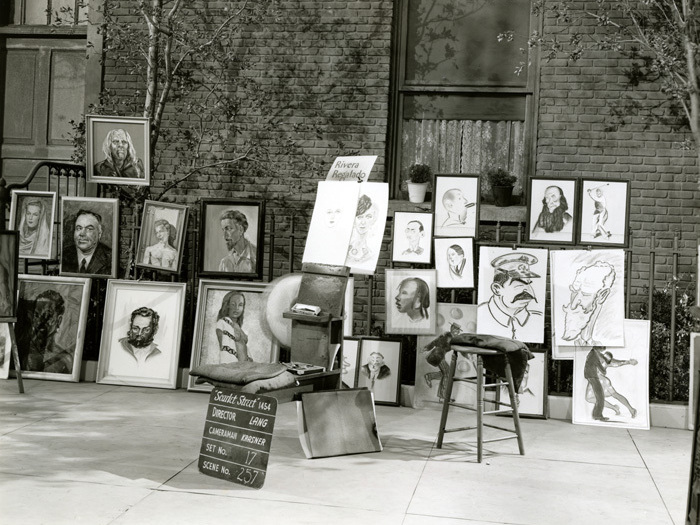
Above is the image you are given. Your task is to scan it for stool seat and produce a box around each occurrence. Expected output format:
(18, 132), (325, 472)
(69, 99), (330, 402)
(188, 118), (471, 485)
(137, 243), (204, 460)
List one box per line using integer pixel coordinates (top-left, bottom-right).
(450, 345), (502, 356)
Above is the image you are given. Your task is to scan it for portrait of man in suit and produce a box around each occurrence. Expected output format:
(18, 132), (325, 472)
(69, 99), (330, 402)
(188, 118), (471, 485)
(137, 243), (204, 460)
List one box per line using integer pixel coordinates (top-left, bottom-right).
(61, 209), (113, 277)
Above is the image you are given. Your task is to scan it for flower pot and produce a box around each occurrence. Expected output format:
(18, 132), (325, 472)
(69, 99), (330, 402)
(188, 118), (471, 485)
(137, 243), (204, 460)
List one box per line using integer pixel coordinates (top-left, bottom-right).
(492, 185), (513, 207)
(407, 182), (429, 203)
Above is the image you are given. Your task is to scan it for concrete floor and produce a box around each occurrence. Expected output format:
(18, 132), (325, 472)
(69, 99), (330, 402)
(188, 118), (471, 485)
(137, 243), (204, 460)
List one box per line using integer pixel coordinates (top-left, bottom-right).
(0, 379), (692, 525)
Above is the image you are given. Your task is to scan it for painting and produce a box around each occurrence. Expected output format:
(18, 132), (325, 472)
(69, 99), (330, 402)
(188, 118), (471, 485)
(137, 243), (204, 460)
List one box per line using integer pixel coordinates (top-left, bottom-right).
(9, 190), (57, 260)
(86, 115), (150, 186)
(344, 182), (389, 275)
(14, 275), (91, 382)
(385, 269), (437, 335)
(0, 231), (19, 321)
(0, 323), (10, 379)
(578, 179), (630, 247)
(341, 336), (360, 388)
(434, 237), (474, 289)
(60, 197), (119, 278)
(199, 199), (265, 279)
(391, 211), (433, 265)
(432, 174), (480, 238)
(96, 280), (186, 389)
(499, 350), (547, 418)
(415, 303), (478, 409)
(689, 333), (700, 430)
(527, 177), (577, 244)
(476, 246), (549, 344)
(188, 280), (278, 392)
(136, 200), (189, 273)
(551, 249), (625, 347)
(356, 337), (402, 405)
(572, 319), (650, 429)
(302, 180), (359, 266)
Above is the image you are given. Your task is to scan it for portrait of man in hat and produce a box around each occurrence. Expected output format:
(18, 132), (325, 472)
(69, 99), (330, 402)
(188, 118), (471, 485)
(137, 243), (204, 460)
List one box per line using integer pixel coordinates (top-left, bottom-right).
(477, 248), (548, 343)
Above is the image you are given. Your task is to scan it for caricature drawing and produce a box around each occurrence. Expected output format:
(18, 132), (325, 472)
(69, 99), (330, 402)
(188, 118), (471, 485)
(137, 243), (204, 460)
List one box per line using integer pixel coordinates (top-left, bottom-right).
(346, 194), (378, 264)
(441, 188), (476, 228)
(532, 185), (572, 234)
(584, 346), (637, 421)
(402, 220), (425, 256)
(562, 261), (615, 346)
(344, 182), (388, 275)
(588, 183), (611, 239)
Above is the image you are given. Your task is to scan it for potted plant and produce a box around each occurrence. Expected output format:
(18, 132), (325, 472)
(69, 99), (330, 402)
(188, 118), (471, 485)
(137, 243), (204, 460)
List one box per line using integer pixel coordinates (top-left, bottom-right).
(486, 167), (517, 207)
(404, 163), (432, 203)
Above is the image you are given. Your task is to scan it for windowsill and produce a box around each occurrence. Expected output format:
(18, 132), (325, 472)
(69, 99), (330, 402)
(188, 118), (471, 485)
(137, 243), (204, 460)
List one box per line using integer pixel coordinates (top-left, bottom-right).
(388, 199), (527, 223)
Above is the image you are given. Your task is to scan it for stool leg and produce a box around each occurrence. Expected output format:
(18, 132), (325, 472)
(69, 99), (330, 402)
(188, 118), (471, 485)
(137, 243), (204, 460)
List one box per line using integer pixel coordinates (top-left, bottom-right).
(436, 351), (458, 449)
(476, 355), (484, 463)
(504, 358), (525, 456)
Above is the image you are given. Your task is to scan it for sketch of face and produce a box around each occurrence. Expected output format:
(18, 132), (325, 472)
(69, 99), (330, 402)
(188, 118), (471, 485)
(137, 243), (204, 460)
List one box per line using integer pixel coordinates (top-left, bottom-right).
(109, 130), (129, 162)
(128, 315), (155, 348)
(325, 207), (343, 228)
(447, 247), (464, 270)
(544, 186), (562, 212)
(368, 352), (385, 369)
(562, 265), (613, 341)
(31, 296), (62, 347)
(493, 278), (536, 310)
(74, 213), (102, 254)
(221, 219), (243, 251)
(355, 206), (377, 235)
(444, 190), (470, 219)
(25, 204), (42, 230)
(395, 279), (419, 314)
(226, 294), (245, 321)
(155, 224), (168, 243)
(405, 221), (423, 244)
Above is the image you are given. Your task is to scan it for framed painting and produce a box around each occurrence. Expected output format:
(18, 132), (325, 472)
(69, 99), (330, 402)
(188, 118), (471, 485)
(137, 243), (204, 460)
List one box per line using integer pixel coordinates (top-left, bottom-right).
(136, 200), (189, 273)
(356, 337), (402, 406)
(0, 323), (10, 379)
(572, 319), (650, 429)
(96, 280), (186, 389)
(341, 336), (360, 388)
(578, 179), (630, 247)
(187, 280), (278, 392)
(499, 350), (548, 418)
(86, 115), (150, 186)
(526, 177), (578, 245)
(60, 197), (119, 278)
(476, 246), (548, 344)
(344, 182), (389, 275)
(385, 269), (437, 335)
(690, 333), (700, 430)
(0, 231), (19, 322)
(199, 198), (265, 279)
(391, 211), (433, 264)
(432, 174), (480, 238)
(9, 190), (57, 260)
(14, 275), (91, 382)
(434, 237), (474, 289)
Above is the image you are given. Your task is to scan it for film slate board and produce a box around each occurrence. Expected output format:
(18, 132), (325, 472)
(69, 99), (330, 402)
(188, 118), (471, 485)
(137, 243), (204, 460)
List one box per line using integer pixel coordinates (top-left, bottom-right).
(198, 387), (277, 489)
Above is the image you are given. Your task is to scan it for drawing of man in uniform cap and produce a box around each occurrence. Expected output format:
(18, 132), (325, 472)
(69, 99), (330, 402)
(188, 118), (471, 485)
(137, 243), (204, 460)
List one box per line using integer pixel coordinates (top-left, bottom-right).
(478, 252), (542, 340)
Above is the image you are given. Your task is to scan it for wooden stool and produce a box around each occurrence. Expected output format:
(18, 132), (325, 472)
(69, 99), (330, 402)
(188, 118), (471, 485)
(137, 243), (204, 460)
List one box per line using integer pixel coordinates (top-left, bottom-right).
(436, 345), (525, 462)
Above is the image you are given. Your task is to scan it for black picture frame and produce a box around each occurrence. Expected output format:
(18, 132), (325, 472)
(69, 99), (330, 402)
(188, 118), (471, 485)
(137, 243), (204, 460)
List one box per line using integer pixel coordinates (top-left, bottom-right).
(0, 231), (19, 322)
(391, 211), (433, 264)
(135, 200), (190, 274)
(432, 174), (480, 239)
(199, 199), (265, 280)
(356, 336), (402, 406)
(526, 177), (578, 245)
(577, 179), (631, 247)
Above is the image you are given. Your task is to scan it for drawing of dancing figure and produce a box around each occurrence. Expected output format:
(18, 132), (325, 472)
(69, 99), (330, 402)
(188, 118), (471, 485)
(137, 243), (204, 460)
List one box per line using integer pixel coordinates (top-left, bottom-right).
(585, 346), (637, 421)
(588, 183), (611, 239)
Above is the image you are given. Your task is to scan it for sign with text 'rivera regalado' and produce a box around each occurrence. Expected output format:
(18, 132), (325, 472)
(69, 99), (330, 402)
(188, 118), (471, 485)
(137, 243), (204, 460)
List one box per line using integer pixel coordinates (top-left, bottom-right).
(198, 387), (277, 489)
(326, 155), (377, 183)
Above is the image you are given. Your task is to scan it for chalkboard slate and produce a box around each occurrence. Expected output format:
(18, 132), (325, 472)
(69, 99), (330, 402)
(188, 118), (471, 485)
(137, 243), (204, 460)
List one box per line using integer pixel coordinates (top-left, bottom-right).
(198, 387), (277, 489)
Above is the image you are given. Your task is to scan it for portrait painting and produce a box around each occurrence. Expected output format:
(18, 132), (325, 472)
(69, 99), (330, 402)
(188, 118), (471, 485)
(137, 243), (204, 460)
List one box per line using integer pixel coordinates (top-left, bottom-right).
(578, 179), (630, 247)
(572, 319), (650, 429)
(9, 190), (57, 260)
(499, 350), (547, 418)
(199, 199), (265, 279)
(689, 333), (700, 430)
(0, 323), (12, 380)
(303, 180), (359, 266)
(385, 269), (437, 335)
(391, 211), (433, 265)
(60, 197), (119, 279)
(551, 249), (625, 347)
(14, 275), (91, 382)
(86, 115), (150, 186)
(432, 174), (480, 238)
(96, 280), (186, 389)
(344, 182), (389, 275)
(356, 337), (402, 405)
(136, 200), (189, 273)
(476, 246), (549, 344)
(341, 336), (360, 388)
(434, 237), (474, 289)
(188, 280), (277, 392)
(415, 303), (478, 409)
(0, 231), (19, 321)
(527, 177), (578, 244)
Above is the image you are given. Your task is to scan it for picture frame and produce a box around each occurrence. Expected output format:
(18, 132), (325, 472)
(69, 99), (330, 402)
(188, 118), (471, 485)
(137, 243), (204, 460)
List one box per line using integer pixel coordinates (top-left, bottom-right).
(135, 200), (189, 273)
(689, 332), (700, 430)
(499, 350), (548, 418)
(8, 190), (58, 260)
(14, 274), (91, 382)
(0, 231), (19, 322)
(199, 198), (265, 280)
(96, 280), (186, 389)
(341, 336), (360, 388)
(434, 237), (474, 289)
(0, 323), (11, 380)
(344, 277), (354, 337)
(385, 269), (437, 335)
(187, 280), (279, 392)
(60, 197), (119, 279)
(526, 177), (578, 245)
(86, 115), (150, 186)
(391, 211), (434, 264)
(578, 179), (630, 247)
(356, 337), (402, 406)
(432, 174), (480, 238)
